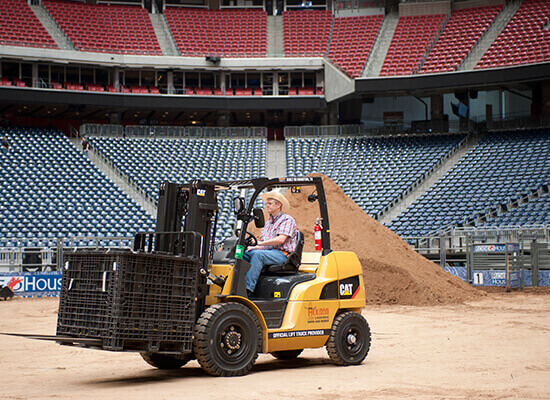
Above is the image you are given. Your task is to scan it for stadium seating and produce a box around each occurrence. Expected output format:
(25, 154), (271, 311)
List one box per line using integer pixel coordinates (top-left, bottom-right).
(380, 14), (447, 76)
(476, 0), (550, 69)
(420, 5), (502, 74)
(388, 129), (550, 237)
(88, 137), (267, 241)
(43, 0), (162, 55)
(283, 10), (332, 56)
(165, 7), (267, 58)
(478, 193), (550, 227)
(328, 14), (383, 78)
(0, 128), (155, 247)
(286, 134), (465, 218)
(0, 0), (57, 49)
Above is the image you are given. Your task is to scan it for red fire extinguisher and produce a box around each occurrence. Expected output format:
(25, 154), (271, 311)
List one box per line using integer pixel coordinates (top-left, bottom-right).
(315, 217), (323, 251)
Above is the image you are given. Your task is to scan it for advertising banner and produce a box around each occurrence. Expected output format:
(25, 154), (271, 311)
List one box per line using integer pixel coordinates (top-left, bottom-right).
(0, 272), (62, 298)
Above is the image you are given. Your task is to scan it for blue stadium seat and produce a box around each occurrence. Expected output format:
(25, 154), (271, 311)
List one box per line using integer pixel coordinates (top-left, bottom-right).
(88, 136), (267, 242)
(0, 127), (155, 247)
(388, 129), (550, 236)
(286, 134), (466, 218)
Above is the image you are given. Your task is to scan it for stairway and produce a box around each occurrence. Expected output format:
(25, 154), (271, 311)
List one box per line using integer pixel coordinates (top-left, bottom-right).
(379, 133), (485, 225)
(30, 4), (75, 50)
(458, 0), (523, 71)
(149, 13), (180, 56)
(266, 140), (287, 178)
(362, 12), (399, 77)
(267, 15), (284, 56)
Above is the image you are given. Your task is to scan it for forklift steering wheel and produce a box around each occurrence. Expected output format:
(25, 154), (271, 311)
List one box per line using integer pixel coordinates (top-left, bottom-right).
(245, 231), (258, 247)
(235, 229), (258, 247)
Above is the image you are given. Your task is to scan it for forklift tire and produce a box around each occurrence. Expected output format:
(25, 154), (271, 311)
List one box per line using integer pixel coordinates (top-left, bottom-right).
(326, 311), (371, 366)
(193, 302), (262, 377)
(140, 352), (194, 369)
(270, 350), (303, 360)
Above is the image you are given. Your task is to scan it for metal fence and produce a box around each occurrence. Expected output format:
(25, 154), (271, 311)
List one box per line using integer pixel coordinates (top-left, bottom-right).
(81, 124), (267, 138)
(0, 236), (133, 273)
(405, 225), (550, 286)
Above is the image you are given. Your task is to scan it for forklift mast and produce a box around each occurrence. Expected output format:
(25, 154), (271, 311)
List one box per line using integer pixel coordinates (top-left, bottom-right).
(154, 181), (219, 277)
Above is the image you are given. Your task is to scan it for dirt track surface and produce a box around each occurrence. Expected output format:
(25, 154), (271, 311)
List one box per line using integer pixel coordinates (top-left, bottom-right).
(1, 293), (549, 400)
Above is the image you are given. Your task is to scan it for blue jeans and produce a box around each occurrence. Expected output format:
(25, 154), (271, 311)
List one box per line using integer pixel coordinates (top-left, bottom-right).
(243, 249), (288, 292)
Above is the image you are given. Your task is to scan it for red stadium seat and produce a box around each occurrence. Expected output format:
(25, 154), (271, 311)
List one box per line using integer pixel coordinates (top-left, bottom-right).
(283, 10), (332, 57)
(420, 5), (502, 74)
(43, 0), (162, 55)
(0, 0), (57, 49)
(380, 14), (447, 77)
(327, 14), (383, 78)
(165, 7), (267, 58)
(476, 0), (550, 69)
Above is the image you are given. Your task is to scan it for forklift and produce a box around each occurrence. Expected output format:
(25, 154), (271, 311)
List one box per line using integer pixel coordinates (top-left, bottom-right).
(55, 176), (371, 376)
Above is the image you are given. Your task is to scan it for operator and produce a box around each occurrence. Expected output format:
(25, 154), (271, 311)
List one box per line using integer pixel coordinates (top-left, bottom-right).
(243, 190), (297, 297)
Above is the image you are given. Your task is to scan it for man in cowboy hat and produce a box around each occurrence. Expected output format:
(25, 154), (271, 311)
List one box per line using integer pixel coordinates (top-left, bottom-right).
(243, 189), (297, 297)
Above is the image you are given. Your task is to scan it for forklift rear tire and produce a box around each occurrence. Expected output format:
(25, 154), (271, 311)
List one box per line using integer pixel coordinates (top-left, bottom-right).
(193, 302), (262, 376)
(270, 349), (303, 360)
(140, 352), (194, 369)
(326, 311), (371, 366)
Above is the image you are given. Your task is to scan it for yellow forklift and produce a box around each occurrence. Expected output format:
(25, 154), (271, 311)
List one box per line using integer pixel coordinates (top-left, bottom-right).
(55, 177), (371, 376)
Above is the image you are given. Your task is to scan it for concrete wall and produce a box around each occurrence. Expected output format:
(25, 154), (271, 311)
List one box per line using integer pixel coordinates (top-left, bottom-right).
(0, 45), (324, 71)
(452, 0), (504, 11)
(323, 60), (355, 103)
(399, 0), (451, 16)
(334, 7), (385, 17)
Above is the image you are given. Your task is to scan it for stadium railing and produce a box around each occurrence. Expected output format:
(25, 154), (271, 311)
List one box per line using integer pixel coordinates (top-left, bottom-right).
(81, 124), (267, 138)
(284, 124), (466, 137)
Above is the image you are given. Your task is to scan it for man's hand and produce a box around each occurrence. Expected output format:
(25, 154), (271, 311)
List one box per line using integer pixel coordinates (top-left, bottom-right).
(246, 245), (263, 252)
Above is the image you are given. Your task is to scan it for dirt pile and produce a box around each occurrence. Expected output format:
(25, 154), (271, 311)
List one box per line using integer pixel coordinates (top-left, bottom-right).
(284, 173), (482, 305)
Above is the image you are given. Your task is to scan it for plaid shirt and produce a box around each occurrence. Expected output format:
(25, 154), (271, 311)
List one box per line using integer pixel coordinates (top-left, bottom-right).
(260, 211), (297, 253)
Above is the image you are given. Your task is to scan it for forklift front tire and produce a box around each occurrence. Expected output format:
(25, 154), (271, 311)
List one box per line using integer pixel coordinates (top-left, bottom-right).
(140, 352), (194, 369)
(326, 311), (371, 366)
(193, 302), (262, 376)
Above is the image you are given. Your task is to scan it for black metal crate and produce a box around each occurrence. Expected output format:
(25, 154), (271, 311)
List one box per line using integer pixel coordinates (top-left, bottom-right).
(57, 249), (200, 354)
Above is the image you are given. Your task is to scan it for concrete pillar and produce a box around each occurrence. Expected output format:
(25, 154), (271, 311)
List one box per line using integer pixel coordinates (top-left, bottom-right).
(32, 63), (39, 88)
(273, 72), (279, 96)
(114, 68), (120, 91)
(217, 111), (230, 127)
(338, 98), (362, 124)
(220, 71), (227, 95)
(167, 70), (174, 94)
(430, 94), (444, 121)
(532, 80), (550, 118)
(328, 102), (338, 125)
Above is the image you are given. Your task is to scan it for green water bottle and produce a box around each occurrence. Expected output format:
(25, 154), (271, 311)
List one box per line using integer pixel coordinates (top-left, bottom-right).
(235, 244), (244, 260)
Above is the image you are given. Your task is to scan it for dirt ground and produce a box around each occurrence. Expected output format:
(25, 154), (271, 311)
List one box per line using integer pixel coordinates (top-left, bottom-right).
(1, 292), (549, 400)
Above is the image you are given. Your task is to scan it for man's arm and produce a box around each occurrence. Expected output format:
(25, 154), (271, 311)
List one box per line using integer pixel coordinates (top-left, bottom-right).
(247, 234), (289, 251)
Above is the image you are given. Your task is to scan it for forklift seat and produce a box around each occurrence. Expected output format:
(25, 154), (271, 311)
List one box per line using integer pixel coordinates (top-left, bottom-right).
(263, 231), (304, 275)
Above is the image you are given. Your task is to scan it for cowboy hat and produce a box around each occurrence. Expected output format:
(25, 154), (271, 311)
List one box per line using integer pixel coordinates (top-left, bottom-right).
(261, 189), (290, 212)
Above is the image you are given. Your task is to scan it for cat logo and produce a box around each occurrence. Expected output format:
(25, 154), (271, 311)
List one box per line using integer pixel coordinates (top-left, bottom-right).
(338, 275), (360, 299)
(340, 283), (354, 296)
(197, 189), (206, 197)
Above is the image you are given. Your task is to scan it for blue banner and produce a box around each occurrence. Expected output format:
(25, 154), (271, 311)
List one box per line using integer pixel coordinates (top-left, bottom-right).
(472, 244), (520, 253)
(0, 272), (62, 298)
(443, 267), (550, 287)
